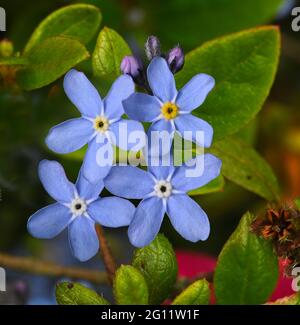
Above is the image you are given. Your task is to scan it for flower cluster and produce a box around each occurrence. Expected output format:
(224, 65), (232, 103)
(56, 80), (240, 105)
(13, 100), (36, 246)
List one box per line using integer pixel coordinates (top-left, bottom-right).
(27, 37), (222, 261)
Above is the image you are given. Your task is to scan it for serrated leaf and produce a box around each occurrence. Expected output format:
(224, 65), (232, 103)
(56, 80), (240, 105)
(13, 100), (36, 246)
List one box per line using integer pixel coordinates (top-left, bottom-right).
(209, 136), (280, 201)
(172, 279), (210, 305)
(24, 4), (102, 53)
(267, 293), (300, 305)
(92, 27), (131, 80)
(132, 234), (178, 304)
(176, 26), (280, 141)
(17, 37), (89, 90)
(146, 0), (283, 48)
(56, 282), (110, 305)
(214, 212), (279, 305)
(188, 174), (225, 196)
(113, 265), (149, 305)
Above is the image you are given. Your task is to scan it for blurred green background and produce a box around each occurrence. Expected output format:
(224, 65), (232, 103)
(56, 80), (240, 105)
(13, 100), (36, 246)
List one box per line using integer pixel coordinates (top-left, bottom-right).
(1, 0), (300, 304)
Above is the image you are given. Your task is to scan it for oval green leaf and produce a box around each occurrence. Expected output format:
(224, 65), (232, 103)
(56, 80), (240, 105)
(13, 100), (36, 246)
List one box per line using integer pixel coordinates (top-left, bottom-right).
(113, 265), (149, 305)
(56, 282), (110, 305)
(214, 212), (279, 305)
(172, 279), (210, 305)
(209, 136), (280, 201)
(24, 4), (102, 53)
(132, 234), (178, 304)
(176, 26), (280, 141)
(92, 27), (131, 80)
(17, 36), (89, 90)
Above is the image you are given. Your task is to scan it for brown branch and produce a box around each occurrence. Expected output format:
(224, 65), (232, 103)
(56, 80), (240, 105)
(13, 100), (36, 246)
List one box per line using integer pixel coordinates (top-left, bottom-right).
(0, 252), (108, 284)
(96, 225), (117, 285)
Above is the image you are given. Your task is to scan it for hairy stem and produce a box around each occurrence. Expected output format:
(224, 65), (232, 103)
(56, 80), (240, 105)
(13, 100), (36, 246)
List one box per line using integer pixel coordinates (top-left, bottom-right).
(0, 252), (108, 284)
(96, 225), (117, 285)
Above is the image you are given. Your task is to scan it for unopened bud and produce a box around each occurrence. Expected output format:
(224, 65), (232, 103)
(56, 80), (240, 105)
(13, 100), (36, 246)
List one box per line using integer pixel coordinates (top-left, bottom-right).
(145, 36), (161, 60)
(120, 55), (142, 78)
(0, 39), (14, 58)
(167, 46), (184, 73)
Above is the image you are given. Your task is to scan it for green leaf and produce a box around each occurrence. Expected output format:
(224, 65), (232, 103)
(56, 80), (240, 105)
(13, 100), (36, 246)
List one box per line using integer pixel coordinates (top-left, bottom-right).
(172, 279), (210, 305)
(188, 174), (225, 196)
(92, 27), (131, 80)
(214, 212), (279, 305)
(176, 26), (280, 141)
(17, 37), (89, 90)
(267, 293), (300, 305)
(145, 0), (283, 48)
(56, 282), (110, 305)
(113, 265), (149, 305)
(132, 234), (178, 304)
(24, 4), (102, 53)
(209, 136), (280, 201)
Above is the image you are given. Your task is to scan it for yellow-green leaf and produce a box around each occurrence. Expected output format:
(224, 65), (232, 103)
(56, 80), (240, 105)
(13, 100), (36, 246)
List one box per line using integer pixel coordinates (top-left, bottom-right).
(113, 265), (149, 305)
(24, 4), (101, 53)
(172, 279), (210, 305)
(92, 27), (131, 80)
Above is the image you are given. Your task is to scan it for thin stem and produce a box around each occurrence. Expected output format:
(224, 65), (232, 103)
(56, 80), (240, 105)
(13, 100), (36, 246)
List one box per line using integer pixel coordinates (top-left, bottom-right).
(96, 225), (117, 285)
(0, 252), (108, 284)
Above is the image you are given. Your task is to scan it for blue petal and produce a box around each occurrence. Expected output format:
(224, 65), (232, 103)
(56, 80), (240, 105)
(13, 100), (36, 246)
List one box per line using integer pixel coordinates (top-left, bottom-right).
(175, 114), (213, 148)
(39, 160), (76, 203)
(68, 216), (99, 262)
(123, 93), (161, 122)
(146, 119), (174, 160)
(104, 75), (135, 119)
(146, 149), (175, 181)
(27, 203), (71, 239)
(167, 194), (210, 242)
(88, 197), (135, 227)
(64, 69), (103, 118)
(76, 169), (104, 200)
(46, 118), (93, 154)
(128, 197), (165, 247)
(147, 57), (177, 102)
(176, 74), (215, 112)
(82, 136), (113, 184)
(172, 154), (222, 192)
(109, 119), (146, 151)
(104, 166), (153, 199)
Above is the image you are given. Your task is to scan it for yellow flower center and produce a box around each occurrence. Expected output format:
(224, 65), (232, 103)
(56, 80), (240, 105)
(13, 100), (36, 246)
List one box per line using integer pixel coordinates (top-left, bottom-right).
(161, 102), (179, 120)
(93, 116), (109, 133)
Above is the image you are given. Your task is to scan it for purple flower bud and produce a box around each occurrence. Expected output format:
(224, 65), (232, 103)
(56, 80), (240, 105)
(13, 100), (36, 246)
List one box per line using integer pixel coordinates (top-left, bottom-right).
(120, 55), (142, 77)
(167, 46), (185, 73)
(145, 36), (161, 60)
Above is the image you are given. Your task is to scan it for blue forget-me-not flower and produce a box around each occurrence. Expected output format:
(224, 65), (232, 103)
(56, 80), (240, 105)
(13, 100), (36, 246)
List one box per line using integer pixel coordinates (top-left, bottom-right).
(104, 153), (222, 247)
(27, 160), (135, 261)
(46, 70), (145, 183)
(123, 57), (215, 152)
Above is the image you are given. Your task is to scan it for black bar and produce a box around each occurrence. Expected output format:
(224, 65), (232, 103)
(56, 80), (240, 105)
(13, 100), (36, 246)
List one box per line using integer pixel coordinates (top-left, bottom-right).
(0, 305), (299, 323)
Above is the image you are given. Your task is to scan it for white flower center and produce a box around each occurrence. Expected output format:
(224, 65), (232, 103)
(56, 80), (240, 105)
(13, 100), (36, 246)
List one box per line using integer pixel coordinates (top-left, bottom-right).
(154, 180), (172, 198)
(93, 115), (109, 133)
(70, 197), (87, 216)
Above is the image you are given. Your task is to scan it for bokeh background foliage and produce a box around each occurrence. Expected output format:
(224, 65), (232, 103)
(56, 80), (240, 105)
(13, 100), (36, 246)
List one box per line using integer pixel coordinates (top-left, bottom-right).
(1, 0), (300, 304)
